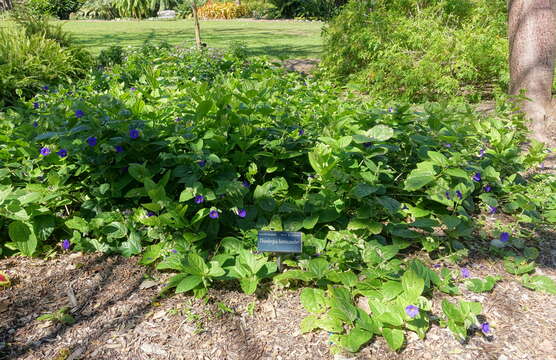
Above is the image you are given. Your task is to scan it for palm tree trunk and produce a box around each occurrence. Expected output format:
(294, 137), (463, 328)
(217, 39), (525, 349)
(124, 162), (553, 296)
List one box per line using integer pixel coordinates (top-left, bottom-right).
(192, 3), (202, 50)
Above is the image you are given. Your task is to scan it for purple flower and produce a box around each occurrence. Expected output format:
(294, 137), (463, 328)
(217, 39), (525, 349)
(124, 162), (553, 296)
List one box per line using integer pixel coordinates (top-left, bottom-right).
(33, 121), (38, 128)
(445, 191), (451, 200)
(42, 86), (49, 91)
(194, 195), (205, 204)
(171, 249), (178, 253)
(433, 264), (442, 268)
(388, 107), (394, 113)
(209, 210), (219, 219)
(481, 322), (490, 333)
(472, 172), (482, 182)
(87, 137), (97, 147)
(488, 205), (497, 214)
(237, 208), (247, 218)
(147, 211), (155, 217)
(129, 129), (140, 139)
(61, 239), (70, 250)
(540, 163), (545, 169)
(461, 267), (470, 278)
(363, 142), (372, 148)
(175, 117), (182, 122)
(130, 87), (137, 91)
(405, 305), (419, 318)
(484, 185), (492, 192)
(75, 110), (85, 118)
(456, 190), (463, 200)
(500, 232), (510, 243)
(57, 149), (68, 158)
(298, 129), (305, 136)
(115, 145), (124, 153)
(33, 102), (39, 109)
(198, 159), (207, 167)
(242, 180), (250, 188)
(444, 143), (452, 148)
(478, 149), (485, 158)
(40, 147), (50, 156)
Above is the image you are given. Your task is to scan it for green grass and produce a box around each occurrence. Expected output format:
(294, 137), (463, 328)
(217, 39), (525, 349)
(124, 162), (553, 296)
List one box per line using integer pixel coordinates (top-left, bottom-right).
(54, 20), (323, 58)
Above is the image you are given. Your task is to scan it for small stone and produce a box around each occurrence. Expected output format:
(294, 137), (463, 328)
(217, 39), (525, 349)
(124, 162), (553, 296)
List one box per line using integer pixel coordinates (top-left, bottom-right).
(140, 343), (167, 355)
(157, 10), (176, 19)
(334, 355), (356, 360)
(139, 280), (158, 290)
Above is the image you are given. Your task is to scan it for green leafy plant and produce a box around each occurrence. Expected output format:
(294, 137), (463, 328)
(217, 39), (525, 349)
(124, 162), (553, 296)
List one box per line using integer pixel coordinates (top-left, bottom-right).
(440, 300), (482, 341)
(37, 307), (76, 325)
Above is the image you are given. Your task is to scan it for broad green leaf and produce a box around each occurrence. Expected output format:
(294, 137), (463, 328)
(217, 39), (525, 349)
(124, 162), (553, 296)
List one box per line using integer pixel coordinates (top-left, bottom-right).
(239, 276), (259, 294)
(176, 275), (203, 293)
(317, 316), (344, 333)
(8, 221), (37, 256)
(300, 288), (326, 313)
(185, 253), (209, 276)
(341, 327), (373, 353)
(300, 315), (320, 333)
(441, 300), (464, 323)
(65, 217), (89, 233)
(377, 312), (403, 327)
(382, 328), (404, 351)
(367, 124), (394, 141)
(402, 269), (424, 301)
(427, 151), (448, 167)
(307, 258), (329, 279)
(139, 244), (163, 265)
(521, 274), (556, 294)
(404, 168), (436, 191)
(302, 215), (319, 229)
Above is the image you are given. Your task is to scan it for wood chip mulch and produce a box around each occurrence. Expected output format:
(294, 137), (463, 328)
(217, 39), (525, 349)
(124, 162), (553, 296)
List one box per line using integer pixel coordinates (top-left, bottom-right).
(1, 235), (555, 360)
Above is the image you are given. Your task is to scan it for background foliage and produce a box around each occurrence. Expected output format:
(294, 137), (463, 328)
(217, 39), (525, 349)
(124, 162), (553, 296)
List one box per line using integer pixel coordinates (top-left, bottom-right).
(320, 0), (508, 102)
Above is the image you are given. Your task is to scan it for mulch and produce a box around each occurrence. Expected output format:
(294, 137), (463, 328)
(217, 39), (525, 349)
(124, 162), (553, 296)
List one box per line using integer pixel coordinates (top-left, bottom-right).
(1, 230), (555, 360)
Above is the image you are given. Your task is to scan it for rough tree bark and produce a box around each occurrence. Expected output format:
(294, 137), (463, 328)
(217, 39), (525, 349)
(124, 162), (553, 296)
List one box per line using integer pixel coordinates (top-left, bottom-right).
(192, 2), (202, 50)
(508, 0), (556, 145)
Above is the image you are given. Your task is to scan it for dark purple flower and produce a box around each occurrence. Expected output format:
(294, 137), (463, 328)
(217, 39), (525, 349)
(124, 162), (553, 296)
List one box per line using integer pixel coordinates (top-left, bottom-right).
(298, 129), (305, 136)
(500, 232), (510, 243)
(33, 102), (39, 109)
(488, 205), (497, 214)
(242, 180), (250, 188)
(75, 110), (85, 118)
(444, 143), (452, 148)
(115, 145), (124, 153)
(33, 121), (38, 128)
(363, 142), (372, 148)
(472, 172), (482, 182)
(194, 195), (205, 204)
(456, 190), (463, 200)
(129, 129), (140, 139)
(40, 147), (50, 156)
(61, 239), (70, 250)
(42, 86), (49, 91)
(57, 149), (68, 158)
(484, 185), (492, 192)
(175, 117), (182, 122)
(445, 191), (451, 199)
(481, 322), (490, 333)
(198, 159), (207, 167)
(147, 211), (155, 217)
(433, 264), (442, 268)
(209, 210), (219, 219)
(171, 249), (178, 253)
(461, 267), (470, 278)
(478, 149), (485, 158)
(388, 107), (394, 113)
(237, 208), (247, 218)
(87, 137), (97, 147)
(130, 87), (137, 91)
(405, 305), (419, 318)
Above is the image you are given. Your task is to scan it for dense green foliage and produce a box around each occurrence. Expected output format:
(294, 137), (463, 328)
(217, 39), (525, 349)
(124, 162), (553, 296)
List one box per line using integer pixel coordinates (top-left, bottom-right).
(0, 14), (93, 106)
(25, 0), (84, 19)
(1, 44), (555, 352)
(266, 0), (347, 20)
(321, 0), (508, 102)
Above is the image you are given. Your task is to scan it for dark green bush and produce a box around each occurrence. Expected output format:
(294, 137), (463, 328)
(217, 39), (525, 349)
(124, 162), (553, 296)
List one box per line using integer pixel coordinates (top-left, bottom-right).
(320, 0), (508, 102)
(25, 0), (84, 19)
(266, 0), (346, 20)
(75, 0), (119, 19)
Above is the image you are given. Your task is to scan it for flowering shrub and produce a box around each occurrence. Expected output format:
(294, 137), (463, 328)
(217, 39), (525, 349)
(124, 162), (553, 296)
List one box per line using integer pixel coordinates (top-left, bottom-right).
(198, 1), (250, 19)
(0, 44), (555, 352)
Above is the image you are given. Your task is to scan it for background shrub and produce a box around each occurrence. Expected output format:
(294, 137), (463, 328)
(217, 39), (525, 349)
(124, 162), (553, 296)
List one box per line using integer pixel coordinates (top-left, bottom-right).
(320, 0), (508, 102)
(25, 0), (85, 19)
(0, 11), (93, 106)
(198, 1), (249, 19)
(266, 0), (346, 20)
(75, 0), (119, 19)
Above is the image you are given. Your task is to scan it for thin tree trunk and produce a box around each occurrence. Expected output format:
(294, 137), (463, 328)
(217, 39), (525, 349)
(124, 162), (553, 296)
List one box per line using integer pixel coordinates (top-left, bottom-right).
(192, 3), (202, 50)
(508, 0), (556, 145)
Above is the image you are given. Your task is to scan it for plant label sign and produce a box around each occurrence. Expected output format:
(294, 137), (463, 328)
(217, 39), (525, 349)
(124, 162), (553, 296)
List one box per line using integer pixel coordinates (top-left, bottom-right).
(257, 231), (302, 253)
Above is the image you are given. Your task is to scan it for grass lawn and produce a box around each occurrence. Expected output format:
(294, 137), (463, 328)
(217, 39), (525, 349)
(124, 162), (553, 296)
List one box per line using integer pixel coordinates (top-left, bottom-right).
(54, 20), (323, 58)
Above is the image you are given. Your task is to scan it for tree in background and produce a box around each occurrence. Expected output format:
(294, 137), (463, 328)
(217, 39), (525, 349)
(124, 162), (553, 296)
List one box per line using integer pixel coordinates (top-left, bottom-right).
(508, 0), (556, 146)
(186, 0), (206, 49)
